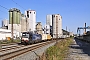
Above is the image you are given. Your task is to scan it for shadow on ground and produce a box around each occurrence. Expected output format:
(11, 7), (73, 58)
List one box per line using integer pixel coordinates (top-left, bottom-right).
(69, 37), (90, 56)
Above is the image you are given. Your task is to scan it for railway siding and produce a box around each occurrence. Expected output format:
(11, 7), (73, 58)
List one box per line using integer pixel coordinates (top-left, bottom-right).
(13, 41), (56, 60)
(0, 40), (56, 60)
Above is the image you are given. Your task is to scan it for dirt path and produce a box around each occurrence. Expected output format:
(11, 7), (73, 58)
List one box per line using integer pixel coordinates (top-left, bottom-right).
(65, 38), (90, 60)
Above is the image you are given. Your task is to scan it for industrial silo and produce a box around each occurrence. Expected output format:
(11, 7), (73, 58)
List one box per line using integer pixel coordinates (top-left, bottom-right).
(58, 15), (62, 38)
(9, 9), (13, 24)
(17, 11), (21, 24)
(13, 10), (17, 24)
(9, 8), (21, 24)
(52, 14), (62, 38)
(52, 15), (56, 38)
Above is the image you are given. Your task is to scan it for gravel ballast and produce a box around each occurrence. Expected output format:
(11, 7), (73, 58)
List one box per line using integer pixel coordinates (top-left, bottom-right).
(11, 41), (56, 60)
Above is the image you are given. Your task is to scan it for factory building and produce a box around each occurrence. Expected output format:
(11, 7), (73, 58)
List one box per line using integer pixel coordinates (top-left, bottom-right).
(52, 14), (62, 38)
(25, 10), (36, 32)
(0, 29), (20, 40)
(36, 22), (42, 34)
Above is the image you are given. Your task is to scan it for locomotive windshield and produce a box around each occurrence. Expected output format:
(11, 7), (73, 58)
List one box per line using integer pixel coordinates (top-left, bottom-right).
(22, 33), (29, 38)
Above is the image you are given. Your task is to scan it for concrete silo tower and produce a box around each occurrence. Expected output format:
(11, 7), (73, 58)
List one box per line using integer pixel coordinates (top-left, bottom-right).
(25, 10), (36, 32)
(8, 8), (21, 38)
(52, 14), (62, 38)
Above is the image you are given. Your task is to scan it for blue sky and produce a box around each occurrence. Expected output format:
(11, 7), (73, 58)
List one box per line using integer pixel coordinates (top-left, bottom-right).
(0, 0), (90, 34)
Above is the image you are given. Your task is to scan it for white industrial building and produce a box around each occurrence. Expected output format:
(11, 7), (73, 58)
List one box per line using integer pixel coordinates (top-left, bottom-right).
(25, 10), (36, 32)
(0, 29), (20, 40)
(52, 14), (62, 38)
(8, 24), (21, 32)
(46, 15), (52, 26)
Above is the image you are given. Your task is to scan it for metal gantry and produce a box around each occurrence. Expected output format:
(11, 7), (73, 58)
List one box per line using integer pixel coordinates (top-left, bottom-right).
(77, 25), (90, 36)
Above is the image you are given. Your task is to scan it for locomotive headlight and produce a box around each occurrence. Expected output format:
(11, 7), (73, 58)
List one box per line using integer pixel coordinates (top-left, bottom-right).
(26, 40), (28, 42)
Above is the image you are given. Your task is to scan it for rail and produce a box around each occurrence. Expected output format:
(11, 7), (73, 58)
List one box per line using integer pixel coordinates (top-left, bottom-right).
(0, 40), (55, 60)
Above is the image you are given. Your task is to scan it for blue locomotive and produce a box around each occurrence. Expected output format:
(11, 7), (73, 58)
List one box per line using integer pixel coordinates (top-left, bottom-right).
(21, 32), (42, 44)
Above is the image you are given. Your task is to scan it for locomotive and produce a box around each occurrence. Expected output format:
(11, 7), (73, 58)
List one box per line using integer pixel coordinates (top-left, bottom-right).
(21, 32), (42, 44)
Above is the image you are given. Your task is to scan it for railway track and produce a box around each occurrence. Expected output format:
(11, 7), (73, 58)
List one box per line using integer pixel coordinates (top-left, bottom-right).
(0, 38), (63, 52)
(0, 40), (56, 60)
(1, 42), (20, 46)
(0, 45), (25, 52)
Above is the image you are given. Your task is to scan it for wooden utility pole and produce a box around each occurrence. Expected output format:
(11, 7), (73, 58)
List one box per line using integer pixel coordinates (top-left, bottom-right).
(11, 12), (13, 42)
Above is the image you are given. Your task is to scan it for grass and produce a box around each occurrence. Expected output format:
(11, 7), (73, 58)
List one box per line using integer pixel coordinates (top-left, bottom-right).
(45, 38), (73, 60)
(0, 39), (21, 44)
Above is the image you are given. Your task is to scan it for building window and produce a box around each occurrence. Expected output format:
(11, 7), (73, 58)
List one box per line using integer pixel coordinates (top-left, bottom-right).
(34, 12), (35, 14)
(30, 12), (31, 14)
(27, 11), (29, 18)
(59, 19), (60, 20)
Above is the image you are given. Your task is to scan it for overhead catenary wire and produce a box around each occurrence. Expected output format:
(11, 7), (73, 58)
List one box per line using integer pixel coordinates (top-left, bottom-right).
(11, 0), (43, 22)
(0, 5), (9, 10)
(0, 0), (43, 23)
(0, 5), (9, 19)
(11, 0), (26, 10)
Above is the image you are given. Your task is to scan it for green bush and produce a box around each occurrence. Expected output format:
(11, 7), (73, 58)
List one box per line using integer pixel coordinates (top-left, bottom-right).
(45, 38), (73, 60)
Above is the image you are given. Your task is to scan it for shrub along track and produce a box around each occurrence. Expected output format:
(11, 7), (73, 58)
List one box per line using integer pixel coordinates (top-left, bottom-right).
(43, 38), (73, 60)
